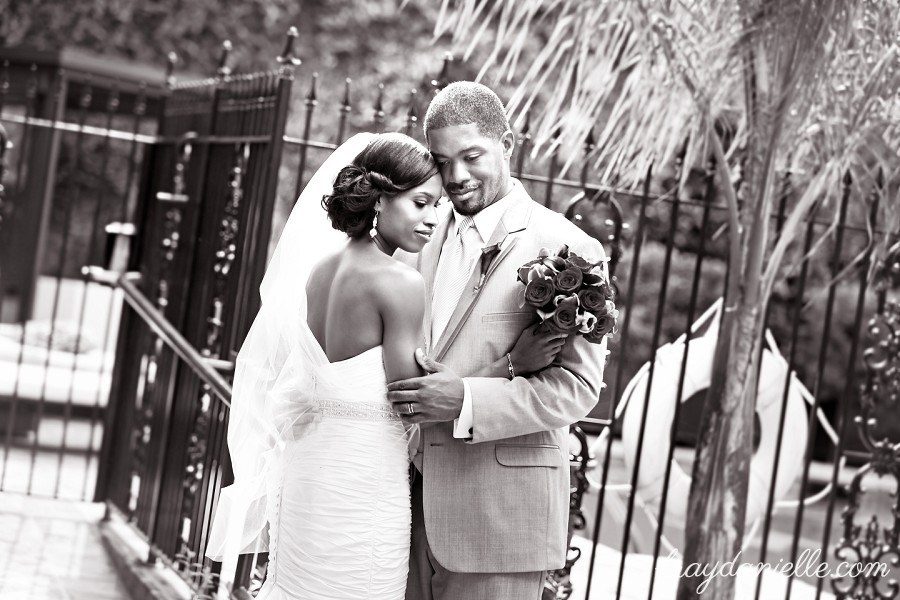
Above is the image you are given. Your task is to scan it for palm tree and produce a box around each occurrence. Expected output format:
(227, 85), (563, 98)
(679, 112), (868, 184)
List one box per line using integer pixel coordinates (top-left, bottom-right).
(433, 1), (900, 598)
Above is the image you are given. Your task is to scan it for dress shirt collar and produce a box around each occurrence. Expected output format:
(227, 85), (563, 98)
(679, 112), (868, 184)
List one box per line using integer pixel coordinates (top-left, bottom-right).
(450, 178), (523, 244)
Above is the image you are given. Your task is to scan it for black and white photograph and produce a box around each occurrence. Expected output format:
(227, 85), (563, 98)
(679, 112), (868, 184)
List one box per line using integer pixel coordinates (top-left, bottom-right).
(0, 1), (899, 599)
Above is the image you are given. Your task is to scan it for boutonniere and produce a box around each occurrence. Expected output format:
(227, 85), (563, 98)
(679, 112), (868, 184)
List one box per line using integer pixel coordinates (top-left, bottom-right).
(473, 234), (509, 294)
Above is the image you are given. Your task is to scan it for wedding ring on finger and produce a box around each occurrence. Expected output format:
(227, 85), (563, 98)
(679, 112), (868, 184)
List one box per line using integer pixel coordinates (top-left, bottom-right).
(405, 402), (415, 416)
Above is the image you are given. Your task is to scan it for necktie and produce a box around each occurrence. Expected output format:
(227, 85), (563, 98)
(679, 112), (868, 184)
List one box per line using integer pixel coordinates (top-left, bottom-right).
(431, 216), (478, 343)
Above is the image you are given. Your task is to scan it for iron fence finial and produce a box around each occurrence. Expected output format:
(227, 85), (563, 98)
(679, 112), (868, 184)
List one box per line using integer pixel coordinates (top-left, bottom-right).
(277, 27), (302, 66)
(306, 73), (319, 104)
(373, 83), (385, 131)
(431, 52), (454, 93)
(520, 111), (530, 136)
(580, 128), (596, 192)
(407, 88), (418, 117)
(405, 88), (418, 136)
(217, 41), (233, 77)
(341, 78), (352, 112)
(166, 53), (178, 89)
(584, 128), (596, 153)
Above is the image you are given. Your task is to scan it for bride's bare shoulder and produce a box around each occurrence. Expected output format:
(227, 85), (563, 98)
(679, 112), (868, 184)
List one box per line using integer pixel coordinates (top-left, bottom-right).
(305, 247), (345, 293)
(370, 258), (425, 306)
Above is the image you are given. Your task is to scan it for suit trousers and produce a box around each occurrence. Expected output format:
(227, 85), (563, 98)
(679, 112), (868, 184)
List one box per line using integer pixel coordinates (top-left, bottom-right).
(406, 470), (546, 600)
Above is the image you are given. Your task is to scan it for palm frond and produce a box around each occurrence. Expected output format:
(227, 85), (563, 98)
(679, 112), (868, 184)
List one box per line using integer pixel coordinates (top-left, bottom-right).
(435, 0), (898, 189)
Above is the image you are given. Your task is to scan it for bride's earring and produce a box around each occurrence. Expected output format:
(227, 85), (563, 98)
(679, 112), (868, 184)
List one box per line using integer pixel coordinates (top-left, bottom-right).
(369, 211), (379, 239)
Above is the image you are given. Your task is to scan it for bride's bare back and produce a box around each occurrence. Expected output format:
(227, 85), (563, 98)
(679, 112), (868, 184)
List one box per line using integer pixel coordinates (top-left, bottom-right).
(306, 239), (425, 383)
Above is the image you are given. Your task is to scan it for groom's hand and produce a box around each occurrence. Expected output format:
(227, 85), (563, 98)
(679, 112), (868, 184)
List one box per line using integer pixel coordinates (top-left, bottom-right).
(387, 349), (464, 424)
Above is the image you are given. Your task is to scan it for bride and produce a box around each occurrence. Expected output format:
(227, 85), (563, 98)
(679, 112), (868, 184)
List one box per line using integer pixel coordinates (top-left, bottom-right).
(206, 133), (567, 599)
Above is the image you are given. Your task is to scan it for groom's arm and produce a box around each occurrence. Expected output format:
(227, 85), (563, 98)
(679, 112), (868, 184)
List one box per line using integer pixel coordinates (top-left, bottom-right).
(465, 332), (607, 442)
(464, 237), (609, 442)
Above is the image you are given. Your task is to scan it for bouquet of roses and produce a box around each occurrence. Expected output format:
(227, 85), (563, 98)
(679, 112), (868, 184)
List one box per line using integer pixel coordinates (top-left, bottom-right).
(517, 244), (617, 344)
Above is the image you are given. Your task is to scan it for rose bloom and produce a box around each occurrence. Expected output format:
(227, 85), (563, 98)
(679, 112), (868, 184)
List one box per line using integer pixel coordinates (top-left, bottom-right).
(585, 312), (617, 343)
(555, 267), (583, 294)
(524, 277), (556, 307)
(582, 264), (609, 286)
(546, 296), (580, 333)
(578, 288), (606, 312)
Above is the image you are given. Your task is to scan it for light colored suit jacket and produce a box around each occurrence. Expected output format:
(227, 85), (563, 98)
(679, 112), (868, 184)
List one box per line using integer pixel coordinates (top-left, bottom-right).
(398, 180), (608, 574)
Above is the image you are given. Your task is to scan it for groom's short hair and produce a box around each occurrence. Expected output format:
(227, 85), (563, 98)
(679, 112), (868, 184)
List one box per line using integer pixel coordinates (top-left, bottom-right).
(424, 81), (510, 141)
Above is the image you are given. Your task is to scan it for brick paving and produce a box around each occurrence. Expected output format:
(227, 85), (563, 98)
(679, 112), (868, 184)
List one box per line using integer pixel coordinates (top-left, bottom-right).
(0, 493), (131, 600)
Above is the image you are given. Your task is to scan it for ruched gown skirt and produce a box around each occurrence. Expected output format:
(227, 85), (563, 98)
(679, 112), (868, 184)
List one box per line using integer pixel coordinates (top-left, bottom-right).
(257, 346), (411, 600)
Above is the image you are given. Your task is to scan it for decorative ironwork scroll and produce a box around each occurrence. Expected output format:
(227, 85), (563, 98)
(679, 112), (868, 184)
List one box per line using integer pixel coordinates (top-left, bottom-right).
(544, 426), (594, 600)
(175, 142), (249, 595)
(833, 239), (900, 599)
(128, 140), (192, 515)
(0, 122), (8, 233)
(563, 129), (629, 283)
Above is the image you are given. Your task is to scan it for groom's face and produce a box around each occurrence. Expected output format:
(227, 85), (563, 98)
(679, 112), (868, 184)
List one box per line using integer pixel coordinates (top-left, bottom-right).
(427, 123), (514, 216)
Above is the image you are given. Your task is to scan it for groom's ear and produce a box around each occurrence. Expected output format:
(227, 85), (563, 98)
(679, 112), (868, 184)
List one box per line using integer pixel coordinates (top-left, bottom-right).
(500, 130), (515, 160)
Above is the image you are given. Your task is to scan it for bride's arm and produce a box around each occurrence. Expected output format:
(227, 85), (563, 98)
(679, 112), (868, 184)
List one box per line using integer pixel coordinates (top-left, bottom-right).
(377, 267), (427, 384)
(471, 325), (569, 378)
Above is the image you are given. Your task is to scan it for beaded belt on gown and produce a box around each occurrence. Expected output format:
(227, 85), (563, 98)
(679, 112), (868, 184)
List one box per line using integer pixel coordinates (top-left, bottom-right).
(315, 398), (401, 421)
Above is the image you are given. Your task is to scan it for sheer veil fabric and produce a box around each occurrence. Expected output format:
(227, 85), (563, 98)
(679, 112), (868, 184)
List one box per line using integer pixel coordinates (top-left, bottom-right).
(205, 133), (380, 567)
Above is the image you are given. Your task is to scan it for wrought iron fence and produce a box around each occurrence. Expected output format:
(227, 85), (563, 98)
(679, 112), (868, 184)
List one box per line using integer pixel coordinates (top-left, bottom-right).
(0, 30), (897, 600)
(0, 47), (164, 500)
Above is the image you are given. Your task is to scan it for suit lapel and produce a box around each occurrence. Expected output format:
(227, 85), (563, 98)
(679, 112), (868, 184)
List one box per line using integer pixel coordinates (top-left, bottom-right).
(432, 195), (533, 361)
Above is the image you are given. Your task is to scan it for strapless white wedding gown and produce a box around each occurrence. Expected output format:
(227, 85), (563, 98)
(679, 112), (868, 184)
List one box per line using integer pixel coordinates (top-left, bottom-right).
(256, 345), (411, 600)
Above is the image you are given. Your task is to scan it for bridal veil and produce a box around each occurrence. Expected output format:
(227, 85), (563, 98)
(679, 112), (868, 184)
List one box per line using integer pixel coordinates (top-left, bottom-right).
(205, 133), (377, 564)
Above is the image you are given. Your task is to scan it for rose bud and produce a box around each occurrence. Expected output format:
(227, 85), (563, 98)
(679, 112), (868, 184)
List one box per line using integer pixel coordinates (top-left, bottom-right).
(582, 265), (608, 285)
(524, 277), (556, 307)
(555, 243), (570, 259)
(555, 267), (583, 294)
(547, 295), (580, 333)
(566, 253), (593, 273)
(517, 259), (542, 284)
(597, 281), (615, 300)
(578, 287), (606, 312)
(542, 255), (567, 272)
(585, 312), (616, 343)
(528, 263), (558, 283)
(595, 312), (617, 335)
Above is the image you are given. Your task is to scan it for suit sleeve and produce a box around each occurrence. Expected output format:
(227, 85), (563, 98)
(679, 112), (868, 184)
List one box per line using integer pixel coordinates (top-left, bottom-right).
(465, 237), (610, 443)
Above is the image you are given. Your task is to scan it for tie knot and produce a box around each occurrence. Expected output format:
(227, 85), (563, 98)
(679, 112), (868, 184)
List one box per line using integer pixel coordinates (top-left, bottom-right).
(457, 216), (475, 236)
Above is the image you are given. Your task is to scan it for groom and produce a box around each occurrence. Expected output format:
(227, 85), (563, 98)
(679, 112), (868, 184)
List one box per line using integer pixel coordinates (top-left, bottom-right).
(388, 81), (608, 600)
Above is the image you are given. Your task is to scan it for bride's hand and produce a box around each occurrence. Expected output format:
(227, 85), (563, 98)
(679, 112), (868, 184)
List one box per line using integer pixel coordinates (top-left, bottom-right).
(508, 324), (569, 375)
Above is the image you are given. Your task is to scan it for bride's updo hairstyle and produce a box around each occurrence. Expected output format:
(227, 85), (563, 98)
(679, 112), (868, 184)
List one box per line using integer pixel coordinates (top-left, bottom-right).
(323, 133), (438, 238)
